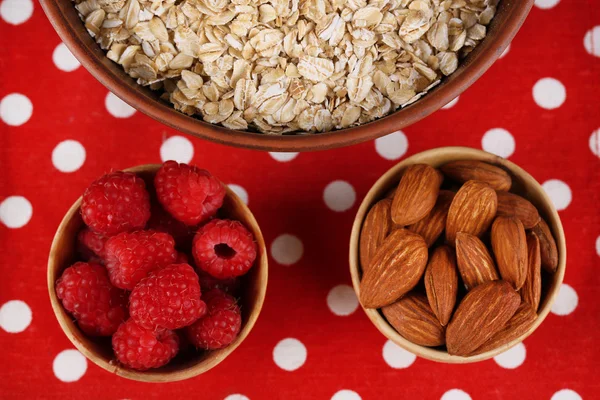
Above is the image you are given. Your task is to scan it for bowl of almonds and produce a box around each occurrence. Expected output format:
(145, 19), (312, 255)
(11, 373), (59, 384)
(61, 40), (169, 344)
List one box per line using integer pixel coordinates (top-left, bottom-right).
(40, 0), (533, 150)
(349, 146), (566, 363)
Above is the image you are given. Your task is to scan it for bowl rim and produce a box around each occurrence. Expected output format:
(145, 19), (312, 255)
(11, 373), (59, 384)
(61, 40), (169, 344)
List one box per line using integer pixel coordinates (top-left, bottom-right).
(39, 0), (534, 152)
(47, 164), (268, 382)
(348, 147), (567, 363)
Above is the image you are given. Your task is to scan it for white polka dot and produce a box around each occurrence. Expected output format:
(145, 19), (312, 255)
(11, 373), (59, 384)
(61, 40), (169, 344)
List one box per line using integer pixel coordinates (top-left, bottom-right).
(324, 180), (356, 212)
(534, 0), (560, 9)
(0, 196), (32, 228)
(382, 340), (416, 369)
(542, 179), (572, 211)
(584, 26), (600, 57)
(596, 236), (600, 257)
(589, 128), (600, 157)
(441, 389), (472, 400)
(441, 96), (459, 109)
(481, 128), (515, 158)
(160, 135), (194, 163)
(224, 395), (250, 400)
(327, 284), (359, 316)
(52, 140), (86, 173)
(551, 284), (578, 316)
(269, 152), (298, 162)
(493, 342), (526, 369)
(533, 78), (566, 110)
(105, 92), (136, 118)
(1, 0), (33, 25)
(331, 390), (361, 400)
(271, 234), (303, 266)
(228, 184), (248, 205)
(53, 350), (87, 382)
(500, 44), (511, 59)
(551, 389), (582, 400)
(1, 93), (33, 126)
(0, 300), (32, 333)
(52, 43), (80, 72)
(273, 338), (307, 371)
(375, 131), (409, 160)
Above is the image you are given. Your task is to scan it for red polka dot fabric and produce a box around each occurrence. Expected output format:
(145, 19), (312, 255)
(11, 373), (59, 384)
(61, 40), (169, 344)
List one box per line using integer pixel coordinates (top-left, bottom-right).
(1, 1), (599, 399)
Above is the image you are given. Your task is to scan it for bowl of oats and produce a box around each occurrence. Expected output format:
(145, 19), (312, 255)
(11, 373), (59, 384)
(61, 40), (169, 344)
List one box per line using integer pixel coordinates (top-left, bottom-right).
(40, 0), (533, 151)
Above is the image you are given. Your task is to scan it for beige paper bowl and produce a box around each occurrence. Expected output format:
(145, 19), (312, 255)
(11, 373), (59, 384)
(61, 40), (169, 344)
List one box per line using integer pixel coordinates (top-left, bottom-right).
(48, 164), (268, 382)
(349, 147), (566, 363)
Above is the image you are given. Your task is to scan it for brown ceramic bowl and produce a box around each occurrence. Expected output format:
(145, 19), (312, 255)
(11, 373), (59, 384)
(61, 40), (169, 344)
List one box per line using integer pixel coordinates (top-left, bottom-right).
(349, 147), (566, 363)
(47, 164), (268, 382)
(40, 1), (533, 151)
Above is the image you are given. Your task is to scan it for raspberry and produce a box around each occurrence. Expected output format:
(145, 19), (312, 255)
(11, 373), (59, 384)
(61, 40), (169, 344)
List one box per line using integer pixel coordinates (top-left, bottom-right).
(130, 263), (207, 330)
(185, 289), (241, 350)
(81, 171), (151, 236)
(198, 269), (241, 296)
(146, 202), (195, 249)
(112, 319), (179, 370)
(77, 228), (108, 261)
(56, 262), (128, 336)
(105, 230), (177, 290)
(192, 219), (257, 279)
(154, 161), (225, 226)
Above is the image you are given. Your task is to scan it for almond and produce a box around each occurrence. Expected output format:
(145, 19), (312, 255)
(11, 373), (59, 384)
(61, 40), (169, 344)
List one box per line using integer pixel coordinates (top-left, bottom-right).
(455, 232), (499, 290)
(385, 186), (397, 199)
(424, 246), (458, 326)
(381, 292), (445, 347)
(496, 191), (540, 229)
(491, 216), (528, 290)
(531, 218), (559, 273)
(440, 160), (512, 191)
(469, 302), (537, 356)
(360, 229), (428, 308)
(445, 180), (497, 246)
(359, 199), (392, 272)
(446, 280), (520, 356)
(408, 190), (455, 247)
(391, 164), (443, 226)
(521, 232), (542, 312)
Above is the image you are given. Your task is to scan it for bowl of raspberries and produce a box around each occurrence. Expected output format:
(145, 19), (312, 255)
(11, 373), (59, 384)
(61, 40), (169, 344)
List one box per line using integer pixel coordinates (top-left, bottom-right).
(47, 161), (267, 382)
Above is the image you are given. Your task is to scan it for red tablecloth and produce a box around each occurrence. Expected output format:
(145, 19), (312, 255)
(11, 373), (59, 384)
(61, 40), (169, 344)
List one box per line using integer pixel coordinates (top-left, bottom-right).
(1, 0), (599, 399)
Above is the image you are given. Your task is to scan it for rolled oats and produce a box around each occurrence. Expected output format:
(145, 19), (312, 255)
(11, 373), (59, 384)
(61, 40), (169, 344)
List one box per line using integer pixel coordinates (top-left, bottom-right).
(73, 0), (498, 133)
